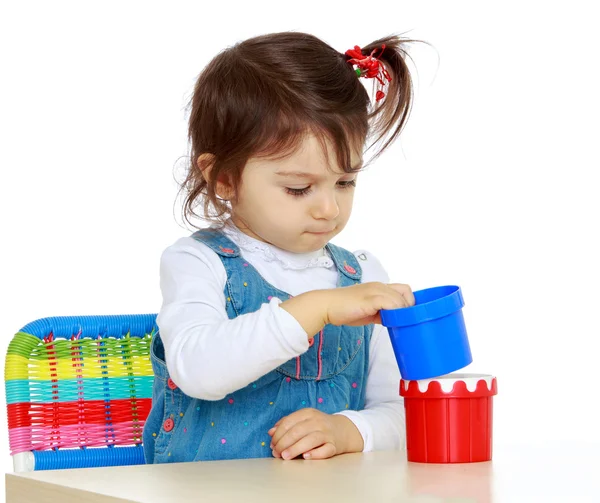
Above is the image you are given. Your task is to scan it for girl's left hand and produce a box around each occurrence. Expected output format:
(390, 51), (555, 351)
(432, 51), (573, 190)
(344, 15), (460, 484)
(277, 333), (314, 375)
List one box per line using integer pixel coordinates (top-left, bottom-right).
(268, 408), (364, 460)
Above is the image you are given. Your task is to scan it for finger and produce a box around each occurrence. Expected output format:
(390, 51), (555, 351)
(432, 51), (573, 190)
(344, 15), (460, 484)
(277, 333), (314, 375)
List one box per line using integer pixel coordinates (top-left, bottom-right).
(268, 419), (283, 436)
(388, 283), (415, 307)
(270, 409), (314, 447)
(272, 418), (317, 455)
(270, 420), (294, 448)
(346, 314), (381, 326)
(399, 286), (415, 307)
(371, 293), (407, 312)
(354, 291), (408, 324)
(303, 442), (337, 460)
(269, 414), (298, 444)
(373, 286), (410, 310)
(279, 431), (327, 460)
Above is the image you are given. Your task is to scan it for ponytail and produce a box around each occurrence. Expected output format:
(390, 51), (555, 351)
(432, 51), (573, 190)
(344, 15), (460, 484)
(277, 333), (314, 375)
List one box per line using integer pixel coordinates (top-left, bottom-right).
(346, 34), (425, 161)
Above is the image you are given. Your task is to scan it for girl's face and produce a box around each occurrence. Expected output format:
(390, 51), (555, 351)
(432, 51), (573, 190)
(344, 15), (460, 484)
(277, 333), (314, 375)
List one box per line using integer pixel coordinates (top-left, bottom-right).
(230, 134), (362, 253)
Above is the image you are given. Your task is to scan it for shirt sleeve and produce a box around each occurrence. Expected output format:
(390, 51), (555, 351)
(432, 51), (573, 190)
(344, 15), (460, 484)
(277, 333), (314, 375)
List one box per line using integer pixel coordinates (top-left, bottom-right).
(157, 238), (309, 401)
(334, 249), (406, 452)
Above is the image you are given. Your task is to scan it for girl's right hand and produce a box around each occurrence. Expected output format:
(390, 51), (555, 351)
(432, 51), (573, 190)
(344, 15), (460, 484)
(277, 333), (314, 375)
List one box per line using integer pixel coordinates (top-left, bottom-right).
(280, 282), (414, 339)
(320, 282), (415, 327)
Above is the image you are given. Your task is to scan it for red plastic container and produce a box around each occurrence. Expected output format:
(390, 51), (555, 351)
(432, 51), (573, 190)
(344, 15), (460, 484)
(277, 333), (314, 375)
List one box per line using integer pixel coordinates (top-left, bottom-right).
(401, 373), (497, 463)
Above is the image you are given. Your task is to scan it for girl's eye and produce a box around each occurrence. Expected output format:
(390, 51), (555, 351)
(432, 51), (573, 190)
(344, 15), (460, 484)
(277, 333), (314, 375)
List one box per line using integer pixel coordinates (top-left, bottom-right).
(285, 180), (356, 197)
(338, 180), (357, 189)
(285, 186), (311, 197)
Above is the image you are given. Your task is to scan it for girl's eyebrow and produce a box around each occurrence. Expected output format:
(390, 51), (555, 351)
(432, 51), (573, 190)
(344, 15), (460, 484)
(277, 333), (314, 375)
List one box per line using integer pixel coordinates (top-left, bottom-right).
(274, 171), (315, 178)
(275, 161), (363, 178)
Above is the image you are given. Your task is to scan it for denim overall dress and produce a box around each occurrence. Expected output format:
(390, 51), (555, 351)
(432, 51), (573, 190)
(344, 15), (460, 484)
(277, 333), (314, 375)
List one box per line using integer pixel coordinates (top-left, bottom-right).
(143, 229), (373, 463)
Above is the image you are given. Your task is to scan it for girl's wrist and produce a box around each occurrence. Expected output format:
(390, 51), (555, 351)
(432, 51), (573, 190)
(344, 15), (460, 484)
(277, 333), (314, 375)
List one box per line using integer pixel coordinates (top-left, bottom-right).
(333, 414), (364, 454)
(280, 290), (329, 339)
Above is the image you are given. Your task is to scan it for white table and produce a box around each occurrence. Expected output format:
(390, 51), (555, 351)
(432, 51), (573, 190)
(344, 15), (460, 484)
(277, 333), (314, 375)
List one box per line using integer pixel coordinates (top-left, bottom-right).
(5, 444), (600, 502)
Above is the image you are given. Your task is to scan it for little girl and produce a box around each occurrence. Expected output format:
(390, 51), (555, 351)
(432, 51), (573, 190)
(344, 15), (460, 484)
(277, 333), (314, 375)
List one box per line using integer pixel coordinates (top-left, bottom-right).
(143, 31), (418, 464)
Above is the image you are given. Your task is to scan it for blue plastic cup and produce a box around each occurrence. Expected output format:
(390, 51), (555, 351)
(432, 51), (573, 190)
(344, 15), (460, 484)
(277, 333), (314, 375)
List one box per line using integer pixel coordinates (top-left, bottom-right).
(380, 285), (472, 381)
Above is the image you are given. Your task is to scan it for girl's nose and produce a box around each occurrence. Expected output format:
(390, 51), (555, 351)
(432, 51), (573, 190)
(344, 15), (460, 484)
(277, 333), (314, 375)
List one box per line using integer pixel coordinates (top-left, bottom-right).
(311, 191), (339, 220)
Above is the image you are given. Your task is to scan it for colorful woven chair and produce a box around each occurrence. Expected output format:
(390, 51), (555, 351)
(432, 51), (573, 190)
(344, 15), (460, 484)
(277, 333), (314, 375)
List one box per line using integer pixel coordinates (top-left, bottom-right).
(5, 314), (157, 471)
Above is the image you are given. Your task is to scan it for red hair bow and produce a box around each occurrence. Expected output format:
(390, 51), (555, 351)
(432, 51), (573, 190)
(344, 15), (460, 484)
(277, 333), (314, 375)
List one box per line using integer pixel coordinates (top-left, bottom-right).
(345, 44), (392, 101)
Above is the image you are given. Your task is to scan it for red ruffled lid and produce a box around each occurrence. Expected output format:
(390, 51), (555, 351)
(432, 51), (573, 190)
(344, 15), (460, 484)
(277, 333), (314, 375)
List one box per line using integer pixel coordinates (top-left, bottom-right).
(400, 374), (498, 398)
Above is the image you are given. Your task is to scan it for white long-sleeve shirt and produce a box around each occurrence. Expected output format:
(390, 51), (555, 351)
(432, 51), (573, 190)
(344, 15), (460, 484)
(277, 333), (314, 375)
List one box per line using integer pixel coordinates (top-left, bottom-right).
(157, 222), (405, 452)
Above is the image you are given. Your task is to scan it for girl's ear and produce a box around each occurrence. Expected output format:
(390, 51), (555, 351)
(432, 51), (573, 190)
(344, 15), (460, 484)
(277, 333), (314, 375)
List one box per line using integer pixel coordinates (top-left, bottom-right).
(197, 153), (234, 200)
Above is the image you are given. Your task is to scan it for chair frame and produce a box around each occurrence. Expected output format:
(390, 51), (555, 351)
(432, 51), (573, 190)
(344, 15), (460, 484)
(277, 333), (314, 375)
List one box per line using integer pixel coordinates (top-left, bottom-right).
(5, 314), (157, 471)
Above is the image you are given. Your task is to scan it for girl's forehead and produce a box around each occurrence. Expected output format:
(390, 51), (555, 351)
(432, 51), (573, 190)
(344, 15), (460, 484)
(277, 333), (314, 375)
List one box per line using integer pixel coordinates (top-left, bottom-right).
(250, 134), (362, 176)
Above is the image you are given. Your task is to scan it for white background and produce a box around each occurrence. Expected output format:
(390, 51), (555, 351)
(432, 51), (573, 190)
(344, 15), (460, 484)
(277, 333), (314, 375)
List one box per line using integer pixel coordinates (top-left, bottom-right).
(1, 0), (599, 497)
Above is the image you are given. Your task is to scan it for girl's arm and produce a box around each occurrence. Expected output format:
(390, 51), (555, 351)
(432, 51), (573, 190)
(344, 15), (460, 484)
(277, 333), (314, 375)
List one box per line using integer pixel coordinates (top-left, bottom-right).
(158, 239), (310, 400)
(159, 240), (409, 410)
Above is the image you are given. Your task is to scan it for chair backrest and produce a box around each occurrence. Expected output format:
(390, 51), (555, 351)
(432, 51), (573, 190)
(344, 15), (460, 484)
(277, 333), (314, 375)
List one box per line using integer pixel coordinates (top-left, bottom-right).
(5, 314), (157, 471)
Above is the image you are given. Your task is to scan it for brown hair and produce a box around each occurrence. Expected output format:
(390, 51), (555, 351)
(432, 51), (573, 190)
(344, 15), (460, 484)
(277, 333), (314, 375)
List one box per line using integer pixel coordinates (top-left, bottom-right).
(181, 31), (420, 226)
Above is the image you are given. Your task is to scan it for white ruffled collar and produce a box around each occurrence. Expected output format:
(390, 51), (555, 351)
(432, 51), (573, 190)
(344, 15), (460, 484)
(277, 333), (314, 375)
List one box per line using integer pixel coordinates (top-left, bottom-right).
(218, 220), (335, 271)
